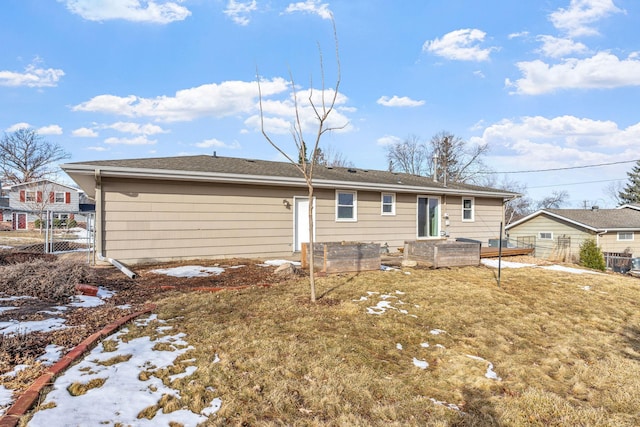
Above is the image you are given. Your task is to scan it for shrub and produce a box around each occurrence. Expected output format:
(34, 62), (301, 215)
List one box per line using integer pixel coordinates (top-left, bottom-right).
(579, 238), (606, 271)
(0, 259), (94, 302)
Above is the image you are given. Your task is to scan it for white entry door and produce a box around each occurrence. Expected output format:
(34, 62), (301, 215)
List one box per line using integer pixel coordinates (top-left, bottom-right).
(294, 197), (314, 252)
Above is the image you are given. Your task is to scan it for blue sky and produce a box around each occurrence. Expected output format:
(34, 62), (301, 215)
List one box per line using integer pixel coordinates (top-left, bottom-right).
(2, 0), (639, 207)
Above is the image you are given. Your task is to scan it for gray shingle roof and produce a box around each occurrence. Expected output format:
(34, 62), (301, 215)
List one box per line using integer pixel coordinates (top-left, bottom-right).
(63, 154), (515, 196)
(545, 208), (640, 230)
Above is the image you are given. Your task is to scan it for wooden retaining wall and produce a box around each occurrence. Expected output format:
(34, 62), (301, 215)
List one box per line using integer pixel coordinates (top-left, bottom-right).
(301, 242), (381, 274)
(404, 240), (480, 268)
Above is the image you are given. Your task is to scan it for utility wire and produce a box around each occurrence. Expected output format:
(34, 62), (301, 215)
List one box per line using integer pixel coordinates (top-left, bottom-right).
(485, 159), (639, 174)
(528, 178), (624, 189)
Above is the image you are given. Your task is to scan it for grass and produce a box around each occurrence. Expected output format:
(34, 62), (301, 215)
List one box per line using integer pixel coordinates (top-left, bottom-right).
(137, 264), (640, 426)
(0, 230), (45, 246)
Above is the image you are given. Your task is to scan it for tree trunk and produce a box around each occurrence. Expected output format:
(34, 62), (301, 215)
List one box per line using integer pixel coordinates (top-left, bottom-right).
(307, 184), (316, 302)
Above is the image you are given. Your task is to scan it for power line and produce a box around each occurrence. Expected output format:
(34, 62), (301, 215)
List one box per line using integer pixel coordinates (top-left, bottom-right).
(528, 178), (625, 189)
(486, 159), (639, 174)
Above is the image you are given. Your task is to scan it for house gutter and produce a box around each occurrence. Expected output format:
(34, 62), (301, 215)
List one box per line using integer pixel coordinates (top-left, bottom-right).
(97, 254), (137, 279)
(62, 164), (518, 199)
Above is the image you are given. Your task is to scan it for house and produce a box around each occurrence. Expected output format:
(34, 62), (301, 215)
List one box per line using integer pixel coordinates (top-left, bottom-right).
(505, 207), (640, 261)
(61, 155), (519, 265)
(5, 180), (83, 230)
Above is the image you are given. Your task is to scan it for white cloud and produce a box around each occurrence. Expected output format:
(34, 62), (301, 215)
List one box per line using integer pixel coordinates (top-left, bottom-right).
(224, 0), (257, 26)
(0, 61), (64, 88)
(283, 0), (332, 20)
(245, 88), (352, 135)
(507, 52), (640, 95)
(376, 95), (425, 108)
(104, 136), (157, 145)
(376, 135), (402, 146)
(423, 29), (497, 62)
(536, 35), (588, 58)
(107, 121), (168, 135)
(549, 0), (623, 37)
(87, 146), (109, 151)
(72, 127), (99, 137)
(73, 78), (290, 122)
(6, 122), (31, 132)
(508, 31), (529, 39)
(194, 138), (241, 149)
(37, 125), (63, 135)
(61, 0), (191, 24)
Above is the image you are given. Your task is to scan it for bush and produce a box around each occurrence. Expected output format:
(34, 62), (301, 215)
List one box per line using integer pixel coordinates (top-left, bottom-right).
(579, 238), (606, 271)
(67, 219), (77, 228)
(0, 259), (94, 302)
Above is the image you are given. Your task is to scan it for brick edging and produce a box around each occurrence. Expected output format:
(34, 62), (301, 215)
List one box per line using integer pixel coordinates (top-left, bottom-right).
(0, 304), (157, 427)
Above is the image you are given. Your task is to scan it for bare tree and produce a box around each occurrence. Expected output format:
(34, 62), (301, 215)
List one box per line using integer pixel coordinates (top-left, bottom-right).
(486, 176), (531, 224)
(385, 135), (428, 175)
(314, 145), (353, 168)
(535, 190), (569, 210)
(603, 181), (624, 207)
(257, 19), (345, 302)
(0, 128), (70, 185)
(427, 131), (489, 184)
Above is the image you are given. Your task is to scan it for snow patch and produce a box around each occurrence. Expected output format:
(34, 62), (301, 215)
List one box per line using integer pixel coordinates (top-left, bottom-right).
(0, 317), (67, 335)
(150, 265), (225, 278)
(413, 358), (429, 369)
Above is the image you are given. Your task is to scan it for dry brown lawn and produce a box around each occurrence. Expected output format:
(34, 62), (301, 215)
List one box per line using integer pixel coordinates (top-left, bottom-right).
(140, 264), (640, 426)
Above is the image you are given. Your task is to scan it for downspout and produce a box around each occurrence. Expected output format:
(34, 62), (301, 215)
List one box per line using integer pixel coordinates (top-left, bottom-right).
(93, 168), (137, 279)
(596, 230), (607, 247)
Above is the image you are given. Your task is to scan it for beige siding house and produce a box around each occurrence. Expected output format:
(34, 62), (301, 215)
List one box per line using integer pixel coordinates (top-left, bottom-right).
(62, 155), (518, 265)
(506, 207), (640, 261)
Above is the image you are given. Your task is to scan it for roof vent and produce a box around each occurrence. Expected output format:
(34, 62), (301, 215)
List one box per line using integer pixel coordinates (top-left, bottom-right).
(213, 151), (217, 158)
(592, 205), (599, 210)
(347, 168), (357, 173)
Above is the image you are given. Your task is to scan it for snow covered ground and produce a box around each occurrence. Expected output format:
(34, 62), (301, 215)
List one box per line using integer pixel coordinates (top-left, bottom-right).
(481, 259), (603, 275)
(28, 314), (221, 425)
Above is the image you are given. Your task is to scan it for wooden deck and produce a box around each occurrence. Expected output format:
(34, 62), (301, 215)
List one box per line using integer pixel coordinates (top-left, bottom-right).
(480, 247), (535, 258)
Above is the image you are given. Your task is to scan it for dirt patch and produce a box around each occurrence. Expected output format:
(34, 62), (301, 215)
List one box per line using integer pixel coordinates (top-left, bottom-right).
(0, 252), (57, 265)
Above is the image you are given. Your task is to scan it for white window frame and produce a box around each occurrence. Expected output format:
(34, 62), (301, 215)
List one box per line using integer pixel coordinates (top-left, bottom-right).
(381, 192), (396, 216)
(462, 197), (474, 222)
(25, 191), (36, 202)
(538, 231), (553, 240)
(54, 191), (65, 203)
(335, 190), (357, 222)
(617, 231), (634, 241)
(416, 195), (441, 239)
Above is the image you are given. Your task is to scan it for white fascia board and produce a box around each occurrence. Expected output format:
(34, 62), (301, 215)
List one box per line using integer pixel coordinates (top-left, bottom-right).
(61, 164), (518, 199)
(507, 209), (600, 232)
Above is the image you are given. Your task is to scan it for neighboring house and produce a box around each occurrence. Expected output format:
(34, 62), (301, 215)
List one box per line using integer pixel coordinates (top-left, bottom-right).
(61, 155), (519, 265)
(0, 196), (10, 230)
(6, 180), (82, 230)
(506, 208), (640, 261)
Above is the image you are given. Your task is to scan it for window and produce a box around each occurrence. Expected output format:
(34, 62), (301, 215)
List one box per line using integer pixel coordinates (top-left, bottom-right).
(539, 232), (553, 240)
(462, 197), (474, 222)
(55, 192), (65, 203)
(618, 231), (634, 241)
(417, 196), (440, 238)
(25, 191), (36, 202)
(336, 191), (357, 221)
(381, 193), (395, 215)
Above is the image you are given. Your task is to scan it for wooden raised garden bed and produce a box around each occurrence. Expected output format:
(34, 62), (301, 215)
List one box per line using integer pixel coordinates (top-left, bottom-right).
(301, 242), (381, 274)
(404, 240), (480, 268)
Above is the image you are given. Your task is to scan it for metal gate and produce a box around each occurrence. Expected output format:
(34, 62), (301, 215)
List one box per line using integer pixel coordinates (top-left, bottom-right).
(43, 211), (95, 262)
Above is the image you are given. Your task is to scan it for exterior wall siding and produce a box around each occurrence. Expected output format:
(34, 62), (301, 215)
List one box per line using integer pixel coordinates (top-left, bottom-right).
(598, 232), (639, 256)
(507, 215), (593, 260)
(99, 178), (507, 264)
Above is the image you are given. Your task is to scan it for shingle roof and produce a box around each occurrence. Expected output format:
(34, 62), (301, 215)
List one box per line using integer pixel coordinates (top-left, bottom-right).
(62, 154), (516, 197)
(544, 208), (640, 230)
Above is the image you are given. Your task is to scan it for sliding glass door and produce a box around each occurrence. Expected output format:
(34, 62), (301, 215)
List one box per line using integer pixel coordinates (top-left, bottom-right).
(417, 196), (440, 238)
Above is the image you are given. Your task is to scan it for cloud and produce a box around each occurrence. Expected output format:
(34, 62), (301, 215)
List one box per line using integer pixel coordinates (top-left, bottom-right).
(106, 121), (168, 135)
(6, 122), (31, 132)
(549, 0), (623, 37)
(72, 127), (99, 137)
(506, 52), (640, 95)
(224, 0), (257, 26)
(37, 125), (63, 135)
(104, 136), (157, 145)
(423, 29), (497, 61)
(194, 138), (241, 149)
(536, 35), (588, 58)
(376, 135), (402, 146)
(0, 61), (64, 88)
(73, 78), (290, 122)
(283, 0), (332, 20)
(376, 95), (425, 108)
(508, 31), (529, 39)
(61, 0), (191, 24)
(245, 87), (353, 135)
(87, 146), (109, 151)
